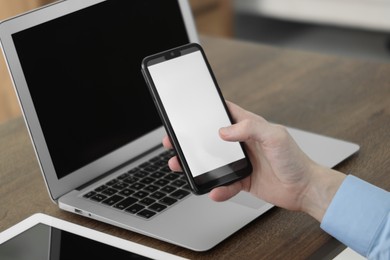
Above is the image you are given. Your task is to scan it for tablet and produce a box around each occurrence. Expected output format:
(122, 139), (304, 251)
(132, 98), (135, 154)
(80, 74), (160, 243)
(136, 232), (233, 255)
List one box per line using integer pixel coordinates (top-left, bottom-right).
(0, 213), (186, 260)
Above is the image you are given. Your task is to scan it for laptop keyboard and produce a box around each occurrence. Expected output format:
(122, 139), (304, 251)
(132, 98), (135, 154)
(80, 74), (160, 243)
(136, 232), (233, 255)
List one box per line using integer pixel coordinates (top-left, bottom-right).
(82, 150), (191, 220)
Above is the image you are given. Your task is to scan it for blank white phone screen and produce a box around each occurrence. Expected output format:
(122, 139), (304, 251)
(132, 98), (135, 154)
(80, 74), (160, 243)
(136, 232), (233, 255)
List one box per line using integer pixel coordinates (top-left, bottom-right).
(148, 51), (245, 178)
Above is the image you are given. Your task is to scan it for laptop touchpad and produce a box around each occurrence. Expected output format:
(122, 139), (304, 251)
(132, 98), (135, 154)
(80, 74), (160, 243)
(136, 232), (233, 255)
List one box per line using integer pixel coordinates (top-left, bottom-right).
(229, 192), (268, 210)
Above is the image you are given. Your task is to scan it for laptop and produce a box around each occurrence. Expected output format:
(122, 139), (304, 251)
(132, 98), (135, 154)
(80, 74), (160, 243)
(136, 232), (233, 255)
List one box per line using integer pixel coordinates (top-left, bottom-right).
(0, 0), (359, 252)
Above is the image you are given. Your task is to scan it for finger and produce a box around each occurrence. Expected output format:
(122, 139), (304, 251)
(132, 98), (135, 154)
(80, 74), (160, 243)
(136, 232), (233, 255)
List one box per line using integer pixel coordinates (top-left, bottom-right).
(162, 135), (173, 149)
(209, 181), (244, 202)
(168, 156), (182, 172)
(225, 101), (250, 122)
(220, 116), (281, 145)
(224, 100), (271, 140)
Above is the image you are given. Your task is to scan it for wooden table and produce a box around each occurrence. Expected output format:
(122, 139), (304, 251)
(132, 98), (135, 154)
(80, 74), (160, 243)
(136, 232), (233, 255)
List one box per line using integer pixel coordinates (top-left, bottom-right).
(1, 37), (389, 259)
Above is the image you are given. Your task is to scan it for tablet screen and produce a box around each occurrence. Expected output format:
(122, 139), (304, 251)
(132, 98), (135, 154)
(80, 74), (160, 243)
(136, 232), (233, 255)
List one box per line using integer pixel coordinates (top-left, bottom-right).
(0, 223), (151, 260)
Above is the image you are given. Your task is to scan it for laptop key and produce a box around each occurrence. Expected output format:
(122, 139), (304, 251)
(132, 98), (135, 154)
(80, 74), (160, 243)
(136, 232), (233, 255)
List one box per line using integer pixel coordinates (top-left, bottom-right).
(90, 194), (107, 202)
(117, 173), (129, 180)
(160, 166), (171, 173)
(160, 197), (177, 206)
(123, 176), (139, 184)
(139, 197), (156, 206)
(182, 184), (191, 191)
(171, 179), (186, 187)
(151, 171), (165, 179)
(149, 156), (161, 163)
(170, 189), (190, 200)
(154, 179), (169, 187)
(95, 185), (108, 192)
(160, 185), (176, 194)
(137, 209), (156, 219)
(114, 197), (138, 210)
(106, 179), (119, 186)
(133, 191), (149, 199)
(143, 165), (159, 172)
(144, 185), (159, 193)
(112, 182), (128, 190)
(118, 188), (135, 196)
(153, 160), (167, 167)
(134, 171), (149, 178)
(102, 187), (118, 196)
(125, 204), (145, 214)
(83, 191), (96, 198)
(140, 177), (155, 185)
(102, 195), (124, 206)
(129, 183), (145, 190)
(164, 173), (179, 181)
(128, 167), (140, 174)
(149, 203), (167, 212)
(151, 191), (166, 200)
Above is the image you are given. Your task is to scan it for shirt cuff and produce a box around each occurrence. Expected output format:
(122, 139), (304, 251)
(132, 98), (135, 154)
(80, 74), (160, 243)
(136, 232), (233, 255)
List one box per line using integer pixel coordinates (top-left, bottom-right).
(320, 175), (390, 257)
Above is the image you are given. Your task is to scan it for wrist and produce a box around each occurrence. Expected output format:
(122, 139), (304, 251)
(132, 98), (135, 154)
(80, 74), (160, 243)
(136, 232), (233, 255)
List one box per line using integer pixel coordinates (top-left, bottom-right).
(300, 165), (346, 222)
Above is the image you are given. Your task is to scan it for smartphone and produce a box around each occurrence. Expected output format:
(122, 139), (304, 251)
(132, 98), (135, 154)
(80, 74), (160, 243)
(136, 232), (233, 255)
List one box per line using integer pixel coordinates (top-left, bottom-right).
(141, 43), (252, 195)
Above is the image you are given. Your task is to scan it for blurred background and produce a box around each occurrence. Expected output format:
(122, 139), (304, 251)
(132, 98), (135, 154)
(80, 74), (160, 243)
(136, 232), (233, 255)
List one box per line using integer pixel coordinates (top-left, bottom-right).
(1, 0), (390, 124)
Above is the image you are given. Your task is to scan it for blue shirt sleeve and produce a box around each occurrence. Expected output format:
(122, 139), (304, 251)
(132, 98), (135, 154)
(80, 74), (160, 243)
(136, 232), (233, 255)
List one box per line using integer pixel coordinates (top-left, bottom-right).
(320, 175), (390, 259)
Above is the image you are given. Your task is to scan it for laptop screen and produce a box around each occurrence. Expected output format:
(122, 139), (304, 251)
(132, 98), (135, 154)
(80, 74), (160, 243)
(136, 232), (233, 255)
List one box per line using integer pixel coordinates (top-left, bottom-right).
(12, 1), (189, 180)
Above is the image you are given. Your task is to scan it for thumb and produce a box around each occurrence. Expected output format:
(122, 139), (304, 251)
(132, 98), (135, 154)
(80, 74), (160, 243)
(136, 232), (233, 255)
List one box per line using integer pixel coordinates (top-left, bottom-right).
(220, 117), (280, 145)
(219, 119), (259, 143)
(219, 125), (237, 141)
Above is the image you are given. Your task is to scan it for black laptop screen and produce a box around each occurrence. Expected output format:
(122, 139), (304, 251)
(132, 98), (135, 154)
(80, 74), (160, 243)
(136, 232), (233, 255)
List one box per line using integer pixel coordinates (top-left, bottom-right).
(12, 0), (189, 179)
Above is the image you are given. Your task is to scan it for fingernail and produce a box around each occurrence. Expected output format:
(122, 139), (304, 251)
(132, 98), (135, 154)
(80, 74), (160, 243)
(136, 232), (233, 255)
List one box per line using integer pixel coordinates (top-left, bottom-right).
(219, 126), (231, 136)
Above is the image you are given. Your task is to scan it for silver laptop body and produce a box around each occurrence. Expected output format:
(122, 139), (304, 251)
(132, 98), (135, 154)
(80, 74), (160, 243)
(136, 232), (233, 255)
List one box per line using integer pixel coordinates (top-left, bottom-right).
(0, 0), (359, 251)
